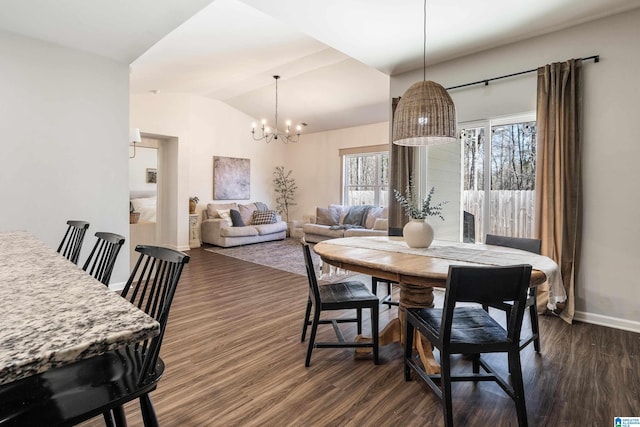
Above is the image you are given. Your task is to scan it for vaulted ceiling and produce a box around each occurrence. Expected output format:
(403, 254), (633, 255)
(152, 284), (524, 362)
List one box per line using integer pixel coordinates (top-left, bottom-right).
(2, 0), (638, 133)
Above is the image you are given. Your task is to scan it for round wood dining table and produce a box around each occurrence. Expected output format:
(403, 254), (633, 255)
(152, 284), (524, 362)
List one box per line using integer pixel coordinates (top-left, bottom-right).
(313, 236), (548, 374)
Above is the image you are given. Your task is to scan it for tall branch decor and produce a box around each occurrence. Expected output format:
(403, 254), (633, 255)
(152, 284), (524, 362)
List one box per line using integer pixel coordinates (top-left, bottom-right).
(273, 166), (297, 223)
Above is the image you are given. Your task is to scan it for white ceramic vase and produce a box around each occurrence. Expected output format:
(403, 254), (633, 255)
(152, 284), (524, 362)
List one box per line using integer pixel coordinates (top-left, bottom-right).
(403, 218), (434, 248)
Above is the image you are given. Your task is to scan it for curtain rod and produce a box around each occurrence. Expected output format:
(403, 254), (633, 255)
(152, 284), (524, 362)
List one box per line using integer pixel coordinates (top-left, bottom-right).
(445, 55), (599, 91)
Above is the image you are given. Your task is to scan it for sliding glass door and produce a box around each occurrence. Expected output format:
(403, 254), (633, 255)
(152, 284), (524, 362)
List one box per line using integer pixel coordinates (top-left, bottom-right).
(461, 113), (537, 242)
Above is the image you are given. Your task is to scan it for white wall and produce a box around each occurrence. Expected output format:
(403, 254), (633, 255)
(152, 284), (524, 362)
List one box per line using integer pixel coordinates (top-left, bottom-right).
(421, 142), (463, 241)
(392, 9), (640, 329)
(283, 122), (390, 219)
(129, 146), (158, 191)
(130, 93), (287, 249)
(187, 96), (285, 206)
(0, 30), (131, 285)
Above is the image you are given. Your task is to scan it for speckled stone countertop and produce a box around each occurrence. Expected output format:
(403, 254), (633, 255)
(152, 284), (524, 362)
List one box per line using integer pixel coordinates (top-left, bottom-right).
(0, 231), (160, 386)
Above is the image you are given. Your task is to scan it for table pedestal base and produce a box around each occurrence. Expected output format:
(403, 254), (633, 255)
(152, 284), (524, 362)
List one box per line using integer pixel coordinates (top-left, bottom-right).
(356, 284), (440, 374)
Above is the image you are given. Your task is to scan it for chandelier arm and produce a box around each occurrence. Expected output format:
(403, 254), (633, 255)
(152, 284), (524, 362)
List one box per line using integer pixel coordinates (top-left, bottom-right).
(282, 134), (299, 144)
(254, 128), (300, 143)
(251, 132), (266, 141)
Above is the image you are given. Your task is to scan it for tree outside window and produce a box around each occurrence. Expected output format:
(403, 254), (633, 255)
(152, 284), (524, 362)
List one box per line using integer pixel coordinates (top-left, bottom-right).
(462, 115), (537, 240)
(343, 152), (389, 206)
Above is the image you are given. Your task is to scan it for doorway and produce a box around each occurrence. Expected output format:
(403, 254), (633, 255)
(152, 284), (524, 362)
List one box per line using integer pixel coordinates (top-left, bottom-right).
(128, 133), (181, 269)
(129, 137), (159, 268)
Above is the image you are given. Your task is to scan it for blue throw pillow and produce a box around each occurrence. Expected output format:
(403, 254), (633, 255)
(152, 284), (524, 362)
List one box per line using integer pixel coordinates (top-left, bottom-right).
(229, 209), (245, 227)
(343, 205), (373, 226)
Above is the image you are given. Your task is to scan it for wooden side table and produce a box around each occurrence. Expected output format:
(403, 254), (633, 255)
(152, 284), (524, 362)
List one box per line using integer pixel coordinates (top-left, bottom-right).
(189, 214), (200, 248)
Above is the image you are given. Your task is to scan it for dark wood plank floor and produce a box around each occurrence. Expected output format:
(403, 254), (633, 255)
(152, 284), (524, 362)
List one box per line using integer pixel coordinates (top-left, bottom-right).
(80, 247), (640, 426)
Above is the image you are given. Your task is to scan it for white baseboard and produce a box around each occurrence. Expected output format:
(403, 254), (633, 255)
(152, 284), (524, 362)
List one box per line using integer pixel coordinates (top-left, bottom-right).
(573, 310), (640, 334)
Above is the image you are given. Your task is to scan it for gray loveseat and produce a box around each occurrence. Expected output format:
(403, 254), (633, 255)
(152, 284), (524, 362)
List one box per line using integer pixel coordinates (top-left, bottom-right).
(201, 202), (287, 247)
(302, 204), (388, 243)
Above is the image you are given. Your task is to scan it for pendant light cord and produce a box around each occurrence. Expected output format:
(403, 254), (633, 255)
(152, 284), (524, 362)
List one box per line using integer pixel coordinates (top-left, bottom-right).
(423, 0), (427, 81)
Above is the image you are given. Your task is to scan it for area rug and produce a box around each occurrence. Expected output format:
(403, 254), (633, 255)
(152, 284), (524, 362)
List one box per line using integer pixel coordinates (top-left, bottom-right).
(204, 238), (357, 283)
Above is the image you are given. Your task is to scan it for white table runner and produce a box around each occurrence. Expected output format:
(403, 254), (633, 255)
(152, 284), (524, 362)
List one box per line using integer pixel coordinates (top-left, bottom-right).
(324, 236), (567, 308)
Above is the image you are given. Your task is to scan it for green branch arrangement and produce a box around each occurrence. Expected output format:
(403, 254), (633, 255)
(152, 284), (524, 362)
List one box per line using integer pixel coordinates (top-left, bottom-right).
(393, 179), (447, 221)
(273, 166), (297, 222)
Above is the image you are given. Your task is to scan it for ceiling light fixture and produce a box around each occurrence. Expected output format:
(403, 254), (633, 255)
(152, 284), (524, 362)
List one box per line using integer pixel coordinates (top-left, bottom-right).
(252, 75), (301, 144)
(392, 0), (456, 146)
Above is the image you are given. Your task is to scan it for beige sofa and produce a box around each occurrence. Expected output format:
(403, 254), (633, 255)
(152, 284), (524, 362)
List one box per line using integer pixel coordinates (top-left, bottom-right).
(302, 204), (388, 243)
(201, 202), (287, 247)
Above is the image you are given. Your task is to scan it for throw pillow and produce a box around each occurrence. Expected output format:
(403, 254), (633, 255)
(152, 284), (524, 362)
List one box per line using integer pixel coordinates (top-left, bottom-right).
(216, 209), (233, 226)
(329, 204), (349, 224)
(373, 218), (388, 231)
(238, 203), (257, 225)
(229, 209), (244, 227)
(365, 207), (384, 229)
(252, 210), (277, 225)
(207, 202), (237, 219)
(343, 205), (373, 227)
(315, 207), (339, 226)
(254, 201), (269, 212)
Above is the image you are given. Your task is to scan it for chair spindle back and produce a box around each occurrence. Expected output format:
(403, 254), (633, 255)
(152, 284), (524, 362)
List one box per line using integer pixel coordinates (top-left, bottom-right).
(57, 220), (90, 264)
(121, 245), (190, 385)
(82, 232), (125, 285)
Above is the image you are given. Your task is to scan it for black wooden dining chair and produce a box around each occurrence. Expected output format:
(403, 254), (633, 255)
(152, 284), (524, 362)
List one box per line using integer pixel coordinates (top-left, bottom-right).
(404, 264), (532, 427)
(0, 245), (190, 427)
(82, 232), (126, 285)
(371, 276), (399, 307)
(463, 211), (475, 243)
(485, 234), (542, 352)
(301, 243), (379, 366)
(57, 220), (90, 264)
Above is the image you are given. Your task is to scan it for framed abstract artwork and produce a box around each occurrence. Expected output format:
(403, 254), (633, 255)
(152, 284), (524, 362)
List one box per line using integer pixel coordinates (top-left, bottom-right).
(213, 156), (250, 200)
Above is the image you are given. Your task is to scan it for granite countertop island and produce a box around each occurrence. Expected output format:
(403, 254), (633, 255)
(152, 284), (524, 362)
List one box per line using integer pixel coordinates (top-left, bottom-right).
(0, 230), (160, 386)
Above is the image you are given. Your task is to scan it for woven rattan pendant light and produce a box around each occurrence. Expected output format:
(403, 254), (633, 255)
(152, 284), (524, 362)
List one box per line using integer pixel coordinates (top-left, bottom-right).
(392, 0), (456, 146)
